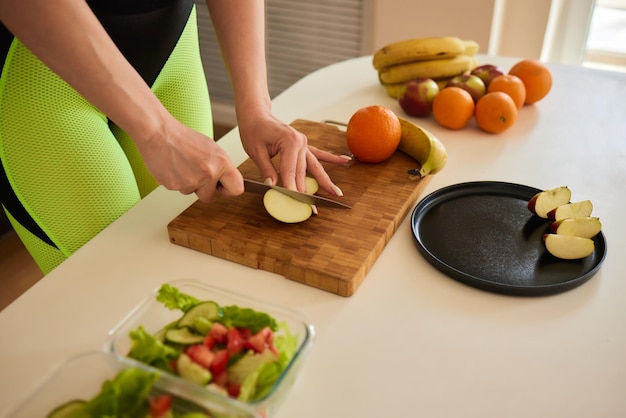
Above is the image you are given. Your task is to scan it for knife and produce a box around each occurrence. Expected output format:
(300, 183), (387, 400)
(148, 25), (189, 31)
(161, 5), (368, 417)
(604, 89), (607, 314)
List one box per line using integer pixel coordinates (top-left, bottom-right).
(243, 178), (351, 209)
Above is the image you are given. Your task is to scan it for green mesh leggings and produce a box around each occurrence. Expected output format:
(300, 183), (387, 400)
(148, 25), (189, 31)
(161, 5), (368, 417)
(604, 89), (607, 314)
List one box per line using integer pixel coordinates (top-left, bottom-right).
(0, 7), (212, 274)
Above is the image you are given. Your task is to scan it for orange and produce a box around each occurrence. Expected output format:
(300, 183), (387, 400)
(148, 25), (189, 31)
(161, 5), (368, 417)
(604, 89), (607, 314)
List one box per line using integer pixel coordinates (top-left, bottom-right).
(475, 92), (518, 134)
(488, 74), (526, 109)
(508, 59), (552, 105)
(431, 87), (475, 130)
(346, 105), (401, 163)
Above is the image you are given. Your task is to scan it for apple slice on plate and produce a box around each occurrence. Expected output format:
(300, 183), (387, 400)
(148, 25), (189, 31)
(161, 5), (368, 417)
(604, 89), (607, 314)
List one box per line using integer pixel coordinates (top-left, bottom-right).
(549, 216), (602, 239)
(543, 234), (595, 259)
(547, 200), (593, 221)
(527, 186), (571, 218)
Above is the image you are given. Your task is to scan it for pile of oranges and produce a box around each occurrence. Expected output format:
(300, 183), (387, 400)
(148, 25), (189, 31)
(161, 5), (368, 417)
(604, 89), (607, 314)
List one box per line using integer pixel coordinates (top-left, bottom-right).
(424, 59), (551, 134)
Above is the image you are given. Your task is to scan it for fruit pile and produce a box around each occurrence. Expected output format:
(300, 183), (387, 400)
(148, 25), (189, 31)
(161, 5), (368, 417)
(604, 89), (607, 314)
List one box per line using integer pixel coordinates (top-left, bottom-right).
(345, 105), (447, 177)
(527, 186), (602, 259)
(373, 36), (479, 97)
(373, 36), (552, 134)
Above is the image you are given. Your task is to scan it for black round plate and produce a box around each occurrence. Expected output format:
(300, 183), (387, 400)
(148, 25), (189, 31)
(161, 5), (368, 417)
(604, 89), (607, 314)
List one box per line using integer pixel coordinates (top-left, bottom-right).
(411, 181), (607, 296)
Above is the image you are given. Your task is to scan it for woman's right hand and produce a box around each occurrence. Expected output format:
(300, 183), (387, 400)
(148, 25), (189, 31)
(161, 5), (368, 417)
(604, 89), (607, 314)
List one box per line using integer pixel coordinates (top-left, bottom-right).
(136, 116), (244, 202)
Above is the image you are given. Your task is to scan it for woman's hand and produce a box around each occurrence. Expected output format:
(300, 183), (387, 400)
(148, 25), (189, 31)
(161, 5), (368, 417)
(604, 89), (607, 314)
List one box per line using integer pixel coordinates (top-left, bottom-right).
(238, 112), (350, 196)
(137, 116), (244, 202)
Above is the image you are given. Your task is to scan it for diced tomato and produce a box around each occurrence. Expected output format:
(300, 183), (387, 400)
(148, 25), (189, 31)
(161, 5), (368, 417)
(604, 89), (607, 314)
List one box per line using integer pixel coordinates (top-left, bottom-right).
(210, 349), (230, 375)
(258, 326), (274, 345)
(203, 334), (216, 349)
(227, 382), (241, 398)
(186, 344), (214, 369)
(246, 331), (267, 353)
(169, 359), (178, 373)
(226, 327), (244, 356)
(237, 327), (252, 340)
(213, 370), (229, 388)
(149, 394), (172, 417)
(209, 322), (229, 343)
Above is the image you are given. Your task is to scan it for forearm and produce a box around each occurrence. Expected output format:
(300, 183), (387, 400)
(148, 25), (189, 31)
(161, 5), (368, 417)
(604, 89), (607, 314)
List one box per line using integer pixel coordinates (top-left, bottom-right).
(205, 0), (271, 120)
(0, 0), (171, 145)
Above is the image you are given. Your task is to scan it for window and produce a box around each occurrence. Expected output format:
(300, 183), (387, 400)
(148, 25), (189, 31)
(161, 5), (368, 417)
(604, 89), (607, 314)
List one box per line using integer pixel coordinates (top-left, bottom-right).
(583, 0), (626, 72)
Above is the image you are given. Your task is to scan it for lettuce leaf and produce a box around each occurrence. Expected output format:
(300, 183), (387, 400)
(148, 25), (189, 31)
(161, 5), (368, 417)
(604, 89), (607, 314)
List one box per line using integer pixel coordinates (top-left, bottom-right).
(220, 305), (278, 334)
(127, 326), (180, 372)
(156, 284), (201, 313)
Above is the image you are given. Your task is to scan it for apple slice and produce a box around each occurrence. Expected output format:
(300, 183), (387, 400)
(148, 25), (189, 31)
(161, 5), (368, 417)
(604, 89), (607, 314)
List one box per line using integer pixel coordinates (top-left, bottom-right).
(305, 176), (319, 194)
(547, 200), (593, 221)
(263, 189), (312, 223)
(527, 186), (571, 218)
(549, 217), (602, 239)
(543, 234), (595, 259)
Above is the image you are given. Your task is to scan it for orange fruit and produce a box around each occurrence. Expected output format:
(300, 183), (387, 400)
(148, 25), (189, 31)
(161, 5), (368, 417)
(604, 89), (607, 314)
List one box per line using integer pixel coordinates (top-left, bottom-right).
(487, 74), (526, 109)
(431, 87), (475, 130)
(475, 92), (518, 134)
(346, 105), (401, 163)
(508, 59), (552, 105)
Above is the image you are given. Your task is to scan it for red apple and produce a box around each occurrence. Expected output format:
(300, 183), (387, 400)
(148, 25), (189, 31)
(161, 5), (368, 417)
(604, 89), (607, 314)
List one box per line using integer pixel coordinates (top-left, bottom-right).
(547, 200), (593, 221)
(446, 74), (486, 103)
(471, 64), (505, 88)
(527, 186), (571, 218)
(549, 217), (602, 239)
(543, 234), (595, 260)
(398, 78), (440, 117)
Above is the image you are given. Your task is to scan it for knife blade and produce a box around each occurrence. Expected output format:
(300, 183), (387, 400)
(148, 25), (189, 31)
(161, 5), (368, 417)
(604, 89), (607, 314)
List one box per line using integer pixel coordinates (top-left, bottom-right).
(243, 178), (351, 209)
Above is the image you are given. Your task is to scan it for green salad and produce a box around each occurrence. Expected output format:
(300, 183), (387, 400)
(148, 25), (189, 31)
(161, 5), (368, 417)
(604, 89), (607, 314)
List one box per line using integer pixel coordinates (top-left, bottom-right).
(47, 367), (210, 418)
(127, 284), (299, 403)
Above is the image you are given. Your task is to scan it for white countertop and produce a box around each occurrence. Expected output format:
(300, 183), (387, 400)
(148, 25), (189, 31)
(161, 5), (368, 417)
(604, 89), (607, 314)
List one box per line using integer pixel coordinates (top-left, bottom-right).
(1, 55), (625, 417)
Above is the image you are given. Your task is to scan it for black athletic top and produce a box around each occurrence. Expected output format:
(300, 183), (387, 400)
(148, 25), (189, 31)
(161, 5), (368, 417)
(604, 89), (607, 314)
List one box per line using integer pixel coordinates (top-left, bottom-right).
(0, 0), (194, 85)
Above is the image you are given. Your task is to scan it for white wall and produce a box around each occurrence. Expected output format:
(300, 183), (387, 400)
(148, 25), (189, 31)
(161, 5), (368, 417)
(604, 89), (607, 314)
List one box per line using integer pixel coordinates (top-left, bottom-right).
(365, 0), (594, 63)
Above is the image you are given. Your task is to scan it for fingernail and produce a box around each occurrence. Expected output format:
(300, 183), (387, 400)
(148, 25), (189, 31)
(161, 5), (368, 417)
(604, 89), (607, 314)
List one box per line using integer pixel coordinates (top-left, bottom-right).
(264, 177), (273, 186)
(331, 184), (344, 197)
(340, 155), (352, 161)
(311, 205), (318, 215)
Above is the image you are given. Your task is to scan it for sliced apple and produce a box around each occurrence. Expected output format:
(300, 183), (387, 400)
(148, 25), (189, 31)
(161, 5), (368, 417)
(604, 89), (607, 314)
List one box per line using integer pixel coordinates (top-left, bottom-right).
(263, 189), (312, 223)
(547, 200), (593, 221)
(527, 186), (571, 218)
(305, 176), (319, 195)
(543, 234), (595, 259)
(549, 217), (602, 239)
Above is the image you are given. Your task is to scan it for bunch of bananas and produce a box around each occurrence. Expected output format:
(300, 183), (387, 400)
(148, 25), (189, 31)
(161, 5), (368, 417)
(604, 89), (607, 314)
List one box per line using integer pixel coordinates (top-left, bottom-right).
(373, 36), (479, 98)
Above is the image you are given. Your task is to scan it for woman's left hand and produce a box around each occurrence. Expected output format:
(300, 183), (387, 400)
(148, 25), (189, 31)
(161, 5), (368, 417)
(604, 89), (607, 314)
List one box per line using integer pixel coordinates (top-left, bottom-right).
(238, 112), (350, 196)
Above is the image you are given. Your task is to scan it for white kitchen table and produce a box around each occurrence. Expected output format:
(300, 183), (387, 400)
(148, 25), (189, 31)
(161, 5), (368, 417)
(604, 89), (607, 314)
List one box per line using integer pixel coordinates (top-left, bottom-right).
(1, 55), (625, 418)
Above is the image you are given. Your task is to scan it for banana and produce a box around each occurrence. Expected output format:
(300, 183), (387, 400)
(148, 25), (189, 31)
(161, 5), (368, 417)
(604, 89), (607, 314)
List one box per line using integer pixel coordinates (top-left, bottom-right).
(398, 117), (447, 177)
(378, 54), (474, 84)
(372, 36), (466, 70)
(463, 39), (480, 56)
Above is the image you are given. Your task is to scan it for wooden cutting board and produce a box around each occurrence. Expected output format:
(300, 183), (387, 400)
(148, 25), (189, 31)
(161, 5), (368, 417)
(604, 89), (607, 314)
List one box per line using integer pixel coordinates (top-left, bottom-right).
(167, 119), (431, 296)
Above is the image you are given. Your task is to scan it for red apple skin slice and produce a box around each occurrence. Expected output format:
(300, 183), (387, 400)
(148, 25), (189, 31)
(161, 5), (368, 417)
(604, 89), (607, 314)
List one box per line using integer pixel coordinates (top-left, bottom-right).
(547, 200), (593, 221)
(549, 217), (602, 239)
(527, 186), (571, 218)
(543, 234), (594, 259)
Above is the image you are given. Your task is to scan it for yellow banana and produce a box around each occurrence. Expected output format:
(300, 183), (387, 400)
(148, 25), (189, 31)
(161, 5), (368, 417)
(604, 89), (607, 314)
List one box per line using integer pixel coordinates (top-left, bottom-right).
(372, 36), (466, 70)
(379, 54), (474, 84)
(463, 39), (480, 56)
(398, 118), (447, 177)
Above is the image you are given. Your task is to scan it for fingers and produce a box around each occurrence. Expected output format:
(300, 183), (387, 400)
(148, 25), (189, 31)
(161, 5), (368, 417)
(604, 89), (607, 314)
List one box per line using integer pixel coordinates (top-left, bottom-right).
(305, 149), (344, 197)
(278, 139), (307, 191)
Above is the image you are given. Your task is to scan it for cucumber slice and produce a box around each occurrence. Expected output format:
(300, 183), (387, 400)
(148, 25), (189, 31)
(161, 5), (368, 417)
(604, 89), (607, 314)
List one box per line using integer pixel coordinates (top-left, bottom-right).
(178, 301), (221, 328)
(165, 327), (205, 345)
(177, 353), (212, 385)
(47, 399), (87, 418)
